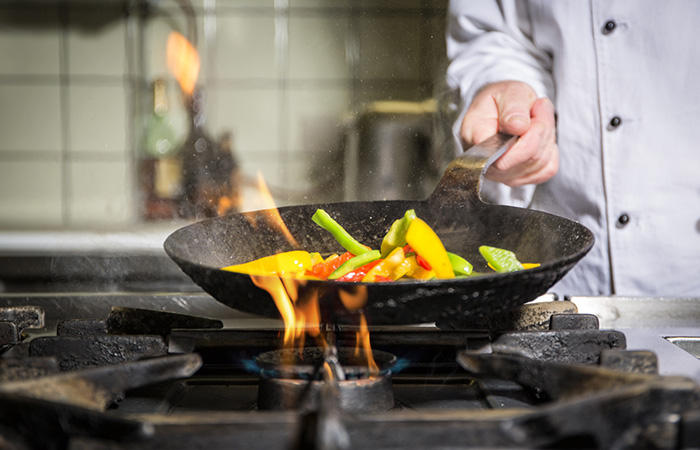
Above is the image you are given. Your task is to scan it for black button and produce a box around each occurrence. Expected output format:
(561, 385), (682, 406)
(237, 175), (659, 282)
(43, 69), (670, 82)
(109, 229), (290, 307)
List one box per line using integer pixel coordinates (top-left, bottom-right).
(618, 214), (630, 226)
(603, 20), (616, 34)
(609, 116), (622, 128)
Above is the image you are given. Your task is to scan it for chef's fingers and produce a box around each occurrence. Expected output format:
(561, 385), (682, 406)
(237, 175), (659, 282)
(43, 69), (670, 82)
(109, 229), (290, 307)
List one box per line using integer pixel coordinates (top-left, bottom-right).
(460, 89), (499, 147)
(494, 82), (538, 136)
(486, 97), (558, 186)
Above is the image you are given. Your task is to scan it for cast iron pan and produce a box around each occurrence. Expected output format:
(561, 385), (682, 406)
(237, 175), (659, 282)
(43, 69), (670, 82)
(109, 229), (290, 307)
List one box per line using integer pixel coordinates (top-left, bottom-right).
(164, 133), (594, 325)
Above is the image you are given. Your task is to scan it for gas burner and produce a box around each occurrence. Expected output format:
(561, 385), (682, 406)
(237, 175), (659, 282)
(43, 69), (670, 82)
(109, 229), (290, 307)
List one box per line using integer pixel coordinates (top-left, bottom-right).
(256, 346), (396, 412)
(255, 346), (396, 380)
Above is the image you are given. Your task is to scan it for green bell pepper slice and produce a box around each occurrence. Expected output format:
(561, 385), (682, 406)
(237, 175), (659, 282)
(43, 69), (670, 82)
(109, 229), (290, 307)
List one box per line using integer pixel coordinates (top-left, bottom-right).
(312, 209), (370, 256)
(479, 245), (524, 273)
(380, 209), (416, 257)
(447, 252), (473, 276)
(328, 250), (381, 280)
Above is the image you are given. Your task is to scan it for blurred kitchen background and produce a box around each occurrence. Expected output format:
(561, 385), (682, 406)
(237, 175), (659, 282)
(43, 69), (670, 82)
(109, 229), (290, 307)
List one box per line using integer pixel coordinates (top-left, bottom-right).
(0, 0), (455, 248)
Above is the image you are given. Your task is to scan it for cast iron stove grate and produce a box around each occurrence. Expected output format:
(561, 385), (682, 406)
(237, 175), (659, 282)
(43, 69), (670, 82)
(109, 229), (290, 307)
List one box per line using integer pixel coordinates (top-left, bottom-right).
(0, 300), (699, 449)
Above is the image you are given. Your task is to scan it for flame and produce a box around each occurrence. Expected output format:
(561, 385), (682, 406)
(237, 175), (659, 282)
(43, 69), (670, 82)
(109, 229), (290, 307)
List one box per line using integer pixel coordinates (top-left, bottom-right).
(251, 275), (377, 375)
(217, 196), (234, 216)
(355, 314), (379, 376)
(167, 32), (200, 96)
(251, 275), (298, 347)
(247, 178), (380, 375)
(256, 171), (299, 247)
(250, 275), (322, 349)
(339, 286), (368, 311)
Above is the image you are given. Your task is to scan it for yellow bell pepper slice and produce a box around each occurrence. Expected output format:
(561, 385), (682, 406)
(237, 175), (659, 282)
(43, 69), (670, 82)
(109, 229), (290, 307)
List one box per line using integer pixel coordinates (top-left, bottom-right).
(362, 247), (406, 282)
(309, 252), (324, 266)
(222, 250), (312, 276)
(404, 255), (436, 280)
(487, 262), (540, 272)
(390, 256), (414, 280)
(405, 218), (455, 279)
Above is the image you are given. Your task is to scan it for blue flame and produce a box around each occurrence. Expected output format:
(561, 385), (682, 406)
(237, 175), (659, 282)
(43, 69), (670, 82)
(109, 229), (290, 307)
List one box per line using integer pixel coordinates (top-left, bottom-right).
(241, 358), (261, 374)
(390, 358), (410, 374)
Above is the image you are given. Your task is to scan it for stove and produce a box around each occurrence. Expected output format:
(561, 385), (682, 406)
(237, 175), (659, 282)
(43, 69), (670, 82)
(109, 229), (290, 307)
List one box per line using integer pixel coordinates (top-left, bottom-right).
(1, 293), (699, 449)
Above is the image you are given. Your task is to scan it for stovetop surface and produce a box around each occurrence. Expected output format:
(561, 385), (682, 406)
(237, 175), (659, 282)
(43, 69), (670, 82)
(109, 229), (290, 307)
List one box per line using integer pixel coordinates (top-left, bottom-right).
(1, 293), (700, 449)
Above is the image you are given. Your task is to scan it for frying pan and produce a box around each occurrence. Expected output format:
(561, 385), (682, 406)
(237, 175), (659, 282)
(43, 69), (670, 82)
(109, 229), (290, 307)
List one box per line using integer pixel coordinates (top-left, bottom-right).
(164, 133), (594, 325)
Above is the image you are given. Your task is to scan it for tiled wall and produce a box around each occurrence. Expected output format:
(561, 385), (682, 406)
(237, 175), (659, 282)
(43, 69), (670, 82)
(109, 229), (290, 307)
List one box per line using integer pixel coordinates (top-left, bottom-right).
(0, 0), (448, 230)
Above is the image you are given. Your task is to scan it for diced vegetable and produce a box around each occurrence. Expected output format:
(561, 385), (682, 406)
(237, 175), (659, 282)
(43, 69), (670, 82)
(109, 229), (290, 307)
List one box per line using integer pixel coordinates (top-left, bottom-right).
(362, 247), (406, 282)
(405, 256), (436, 280)
(447, 252), (473, 276)
(380, 209), (416, 257)
(405, 218), (455, 279)
(312, 209), (370, 256)
(336, 260), (382, 282)
(479, 245), (524, 272)
(222, 250), (312, 275)
(416, 253), (432, 271)
(307, 252), (353, 279)
(309, 252), (323, 266)
(328, 250), (381, 280)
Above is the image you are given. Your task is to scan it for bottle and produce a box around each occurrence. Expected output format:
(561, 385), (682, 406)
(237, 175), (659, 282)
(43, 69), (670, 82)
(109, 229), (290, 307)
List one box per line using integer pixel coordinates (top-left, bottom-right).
(178, 87), (223, 219)
(139, 78), (183, 220)
(215, 131), (242, 215)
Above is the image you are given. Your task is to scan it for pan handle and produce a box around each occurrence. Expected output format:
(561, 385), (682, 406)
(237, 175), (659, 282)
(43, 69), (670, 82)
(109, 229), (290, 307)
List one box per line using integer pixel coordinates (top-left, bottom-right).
(427, 132), (518, 205)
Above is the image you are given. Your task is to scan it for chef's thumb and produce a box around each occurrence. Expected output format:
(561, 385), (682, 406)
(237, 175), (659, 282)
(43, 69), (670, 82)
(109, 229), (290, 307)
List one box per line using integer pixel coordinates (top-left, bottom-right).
(496, 84), (537, 136)
(499, 107), (531, 136)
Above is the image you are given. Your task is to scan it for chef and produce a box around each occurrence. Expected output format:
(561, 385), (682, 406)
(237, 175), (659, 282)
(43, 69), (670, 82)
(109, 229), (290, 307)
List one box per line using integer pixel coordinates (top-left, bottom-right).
(446, 0), (700, 296)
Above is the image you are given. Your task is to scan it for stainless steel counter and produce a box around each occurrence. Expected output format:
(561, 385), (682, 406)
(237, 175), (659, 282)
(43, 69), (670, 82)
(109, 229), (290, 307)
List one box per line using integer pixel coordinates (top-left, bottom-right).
(571, 296), (700, 383)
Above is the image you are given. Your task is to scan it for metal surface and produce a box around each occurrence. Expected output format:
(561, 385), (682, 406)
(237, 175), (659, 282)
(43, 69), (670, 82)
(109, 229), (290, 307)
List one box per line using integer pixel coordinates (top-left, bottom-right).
(0, 354), (202, 450)
(491, 329), (627, 365)
(550, 312), (600, 330)
(164, 133), (594, 325)
(571, 296), (700, 384)
(571, 296), (700, 329)
(666, 337), (700, 359)
(106, 306), (223, 336)
(0, 306), (45, 334)
(29, 335), (168, 371)
(504, 376), (700, 449)
(0, 357), (59, 382)
(354, 104), (436, 201)
(458, 351), (667, 401)
(0, 293), (271, 333)
(0, 354), (202, 410)
(57, 319), (108, 336)
(0, 322), (17, 352)
(438, 298), (578, 331)
(600, 349), (659, 375)
(258, 374), (394, 413)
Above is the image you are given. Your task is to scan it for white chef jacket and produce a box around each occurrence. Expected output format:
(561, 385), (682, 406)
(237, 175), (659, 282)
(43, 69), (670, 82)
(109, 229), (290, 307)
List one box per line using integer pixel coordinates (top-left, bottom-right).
(446, 0), (700, 296)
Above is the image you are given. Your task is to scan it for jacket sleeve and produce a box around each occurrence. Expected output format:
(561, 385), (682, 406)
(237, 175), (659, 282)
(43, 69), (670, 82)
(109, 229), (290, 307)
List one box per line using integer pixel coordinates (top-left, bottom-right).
(445, 0), (555, 207)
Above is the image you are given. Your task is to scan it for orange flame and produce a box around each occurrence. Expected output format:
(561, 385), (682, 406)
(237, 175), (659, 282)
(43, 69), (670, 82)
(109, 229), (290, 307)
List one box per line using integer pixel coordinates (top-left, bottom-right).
(339, 286), (368, 311)
(251, 274), (377, 375)
(167, 32), (200, 96)
(247, 177), (377, 374)
(251, 275), (298, 347)
(355, 314), (379, 376)
(256, 171), (299, 248)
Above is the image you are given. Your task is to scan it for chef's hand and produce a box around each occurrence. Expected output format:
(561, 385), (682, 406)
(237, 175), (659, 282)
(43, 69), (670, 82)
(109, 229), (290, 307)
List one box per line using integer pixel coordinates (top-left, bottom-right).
(460, 81), (558, 187)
